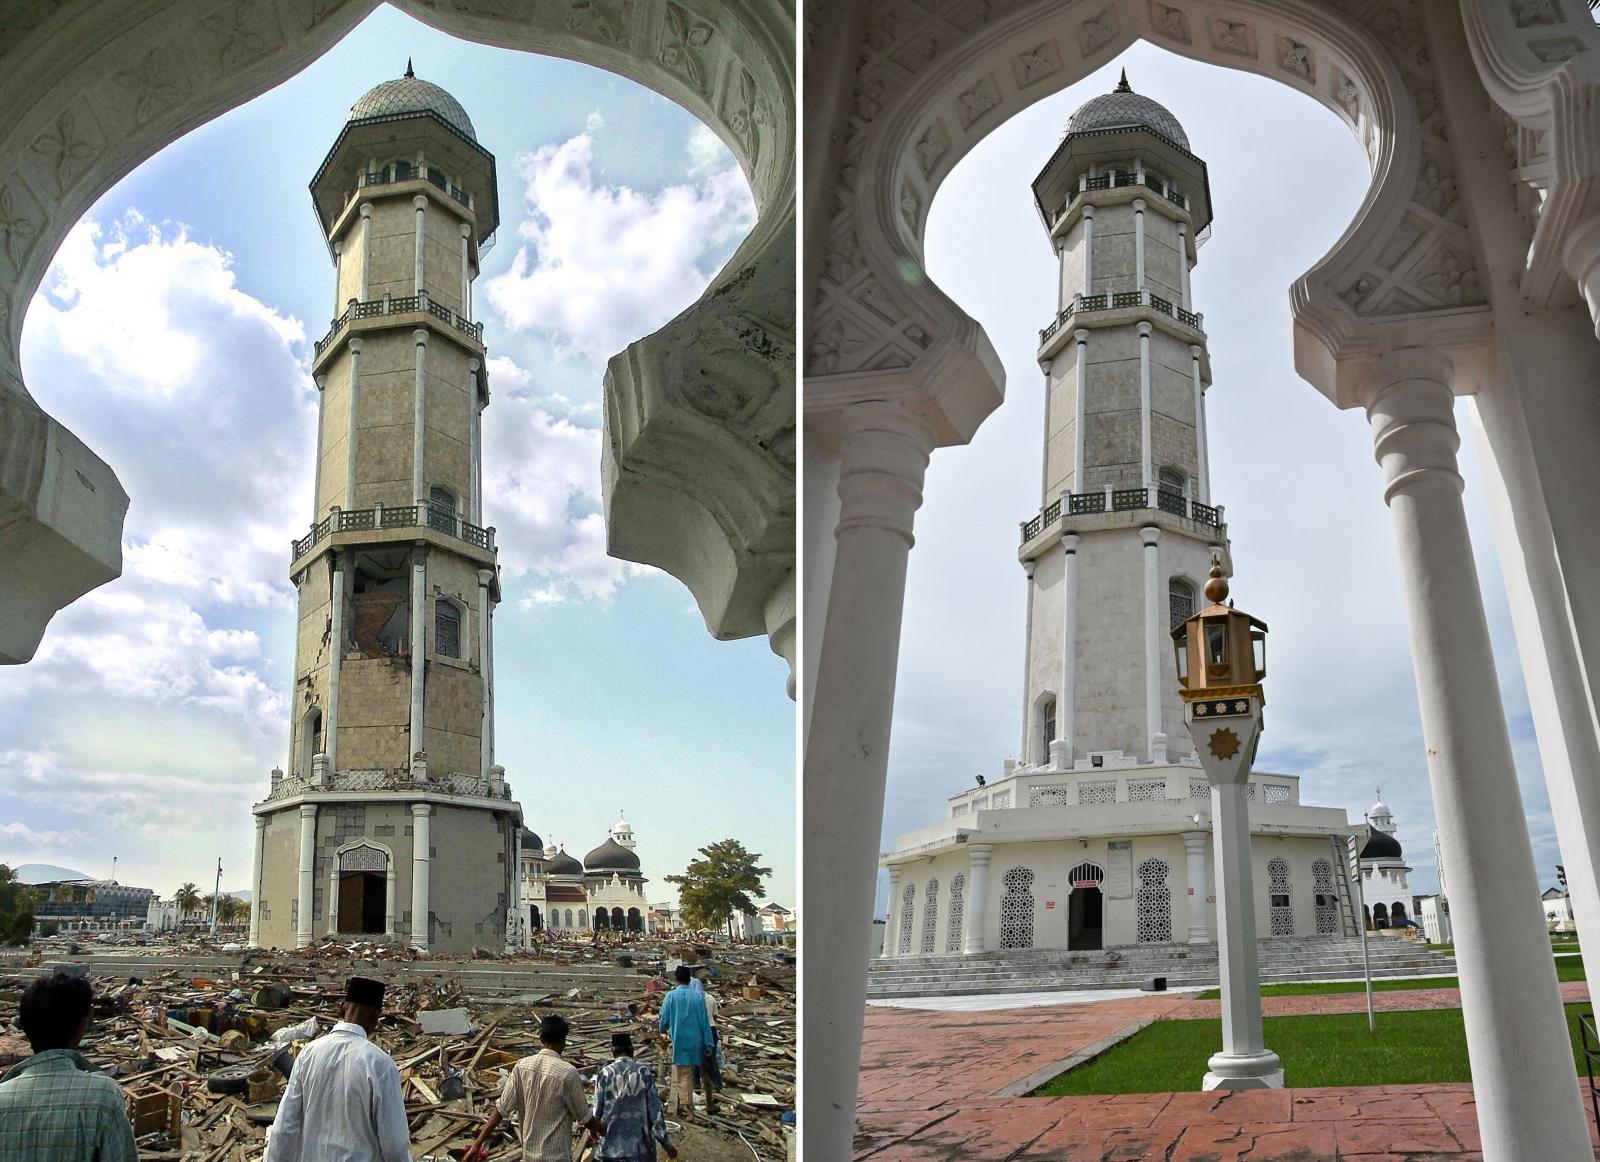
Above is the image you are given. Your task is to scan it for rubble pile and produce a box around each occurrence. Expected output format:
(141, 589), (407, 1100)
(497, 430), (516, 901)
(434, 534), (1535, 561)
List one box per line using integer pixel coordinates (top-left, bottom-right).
(0, 938), (795, 1161)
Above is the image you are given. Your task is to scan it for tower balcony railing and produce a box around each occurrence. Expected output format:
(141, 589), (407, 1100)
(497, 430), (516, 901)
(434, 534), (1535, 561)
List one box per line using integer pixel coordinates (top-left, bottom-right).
(266, 768), (512, 802)
(1056, 170), (1189, 223)
(314, 290), (484, 358)
(292, 501), (496, 562)
(360, 163), (472, 210)
(1020, 485), (1224, 543)
(1038, 288), (1205, 346)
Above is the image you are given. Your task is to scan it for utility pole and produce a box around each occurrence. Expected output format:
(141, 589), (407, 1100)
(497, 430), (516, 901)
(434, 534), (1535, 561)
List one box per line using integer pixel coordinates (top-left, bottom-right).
(209, 859), (222, 936)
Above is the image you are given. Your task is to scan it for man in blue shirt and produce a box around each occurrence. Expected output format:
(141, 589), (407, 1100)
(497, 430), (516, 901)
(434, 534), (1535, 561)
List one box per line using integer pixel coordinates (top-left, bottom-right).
(590, 1033), (676, 1161)
(656, 965), (714, 1117)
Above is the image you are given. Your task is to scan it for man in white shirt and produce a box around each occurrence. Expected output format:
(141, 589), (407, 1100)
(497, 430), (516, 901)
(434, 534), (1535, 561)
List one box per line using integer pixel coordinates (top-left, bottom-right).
(264, 976), (410, 1162)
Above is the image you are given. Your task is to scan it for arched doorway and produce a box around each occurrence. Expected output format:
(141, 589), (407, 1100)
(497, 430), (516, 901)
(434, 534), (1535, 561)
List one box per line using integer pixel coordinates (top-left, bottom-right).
(1392, 901), (1409, 928)
(529, 905), (541, 932)
(1373, 902), (1390, 930)
(1067, 861), (1105, 951)
(595, 909), (609, 930)
(627, 907), (641, 933)
(611, 907), (625, 930)
(336, 843), (388, 936)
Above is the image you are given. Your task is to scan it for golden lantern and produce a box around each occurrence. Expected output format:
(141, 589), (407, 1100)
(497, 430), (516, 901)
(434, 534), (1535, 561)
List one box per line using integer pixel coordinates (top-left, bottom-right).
(1171, 558), (1266, 704)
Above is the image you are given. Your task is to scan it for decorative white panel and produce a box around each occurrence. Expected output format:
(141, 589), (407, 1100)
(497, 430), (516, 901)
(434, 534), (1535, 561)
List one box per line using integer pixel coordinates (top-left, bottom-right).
(1029, 785), (1072, 807)
(340, 844), (387, 872)
(1135, 858), (1173, 942)
(1189, 778), (1210, 799)
(951, 802), (968, 816)
(947, 873), (965, 953)
(1263, 784), (1290, 805)
(1313, 858), (1338, 935)
(1128, 778), (1167, 802)
(921, 878), (939, 954)
(1000, 867), (1035, 950)
(1268, 857), (1294, 936)
(1079, 780), (1117, 805)
(991, 789), (1012, 809)
(898, 881), (915, 955)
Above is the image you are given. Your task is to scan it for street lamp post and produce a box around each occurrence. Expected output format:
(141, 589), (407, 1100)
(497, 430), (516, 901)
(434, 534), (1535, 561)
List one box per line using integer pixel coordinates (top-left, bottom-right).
(1172, 560), (1282, 1090)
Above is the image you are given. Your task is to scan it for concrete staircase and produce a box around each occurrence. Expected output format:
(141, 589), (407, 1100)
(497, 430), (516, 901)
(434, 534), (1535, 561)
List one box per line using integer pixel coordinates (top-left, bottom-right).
(866, 936), (1458, 999)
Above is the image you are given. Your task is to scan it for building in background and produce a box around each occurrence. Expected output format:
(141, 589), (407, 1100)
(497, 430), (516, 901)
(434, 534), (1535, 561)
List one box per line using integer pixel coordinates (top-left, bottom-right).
(32, 880), (154, 934)
(1356, 792), (1414, 930)
(514, 816), (649, 937)
(1545, 887), (1577, 935)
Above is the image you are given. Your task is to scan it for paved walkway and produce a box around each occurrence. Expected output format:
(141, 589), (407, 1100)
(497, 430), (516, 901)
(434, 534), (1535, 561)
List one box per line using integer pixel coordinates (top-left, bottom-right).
(855, 984), (1597, 1159)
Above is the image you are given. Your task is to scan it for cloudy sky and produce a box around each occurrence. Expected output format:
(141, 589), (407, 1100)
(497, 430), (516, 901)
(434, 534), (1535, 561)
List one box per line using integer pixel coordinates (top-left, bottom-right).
(876, 42), (1562, 910)
(0, 6), (794, 908)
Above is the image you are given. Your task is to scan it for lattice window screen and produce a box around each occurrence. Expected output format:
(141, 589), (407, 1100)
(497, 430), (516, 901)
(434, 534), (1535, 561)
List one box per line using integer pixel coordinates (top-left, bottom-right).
(951, 802), (968, 816)
(1245, 783), (1257, 801)
(1190, 778), (1210, 799)
(1169, 577), (1196, 630)
(921, 879), (939, 954)
(1312, 859), (1338, 935)
(435, 601), (462, 657)
(1128, 778), (1167, 802)
(1029, 786), (1072, 807)
(1263, 784), (1290, 805)
(947, 874), (965, 953)
(898, 882), (915, 955)
(991, 790), (1012, 809)
(1135, 858), (1173, 942)
(1079, 781), (1117, 805)
(340, 845), (387, 872)
(999, 867), (1035, 950)
(1268, 857), (1294, 936)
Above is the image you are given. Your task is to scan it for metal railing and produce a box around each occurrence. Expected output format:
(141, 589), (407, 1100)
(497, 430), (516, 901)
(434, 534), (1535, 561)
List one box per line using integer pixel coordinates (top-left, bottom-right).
(1039, 288), (1204, 347)
(359, 163), (471, 210)
(1580, 1011), (1600, 1132)
(314, 293), (484, 357)
(1020, 486), (1226, 543)
(291, 503), (496, 561)
(1057, 172), (1190, 223)
(266, 769), (511, 802)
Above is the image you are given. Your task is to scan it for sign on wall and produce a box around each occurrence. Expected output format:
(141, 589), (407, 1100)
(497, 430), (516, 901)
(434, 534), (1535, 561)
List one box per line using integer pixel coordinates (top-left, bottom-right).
(1104, 841), (1133, 899)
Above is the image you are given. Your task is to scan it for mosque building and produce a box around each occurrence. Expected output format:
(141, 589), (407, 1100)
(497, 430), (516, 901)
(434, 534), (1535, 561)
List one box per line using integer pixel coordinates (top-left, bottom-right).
(878, 75), (1363, 959)
(515, 815), (650, 938)
(1356, 791), (1414, 929)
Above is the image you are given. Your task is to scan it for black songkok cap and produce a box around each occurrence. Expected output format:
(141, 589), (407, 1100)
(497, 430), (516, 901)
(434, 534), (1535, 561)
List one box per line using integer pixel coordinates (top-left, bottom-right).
(345, 976), (385, 1008)
(611, 1031), (634, 1053)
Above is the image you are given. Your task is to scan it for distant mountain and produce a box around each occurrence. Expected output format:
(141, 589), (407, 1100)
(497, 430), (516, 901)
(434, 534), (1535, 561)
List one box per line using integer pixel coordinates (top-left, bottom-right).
(11, 864), (91, 884)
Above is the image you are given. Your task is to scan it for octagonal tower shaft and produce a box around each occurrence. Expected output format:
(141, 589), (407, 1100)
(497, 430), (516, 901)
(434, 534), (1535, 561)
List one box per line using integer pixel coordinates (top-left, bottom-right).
(1018, 91), (1232, 771)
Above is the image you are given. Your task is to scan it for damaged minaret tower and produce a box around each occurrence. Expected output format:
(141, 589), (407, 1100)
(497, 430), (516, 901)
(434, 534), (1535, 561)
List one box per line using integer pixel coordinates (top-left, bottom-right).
(249, 63), (521, 954)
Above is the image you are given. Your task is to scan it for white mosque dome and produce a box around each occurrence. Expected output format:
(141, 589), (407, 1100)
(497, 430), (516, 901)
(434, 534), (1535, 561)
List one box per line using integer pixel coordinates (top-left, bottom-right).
(348, 62), (476, 141)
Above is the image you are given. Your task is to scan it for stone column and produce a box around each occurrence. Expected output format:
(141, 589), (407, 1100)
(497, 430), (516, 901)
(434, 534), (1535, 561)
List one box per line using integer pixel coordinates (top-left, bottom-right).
(1178, 224), (1190, 309)
(883, 865), (901, 959)
(410, 803), (432, 950)
(409, 554), (427, 765)
(332, 241), (342, 314)
(1081, 205), (1094, 295)
(412, 195), (427, 295)
(326, 555), (345, 771)
(295, 805), (317, 949)
(468, 359), (482, 524)
(384, 852), (396, 939)
(1183, 831), (1209, 944)
(1019, 559), (1037, 763)
(248, 815), (266, 948)
(1191, 347), (1209, 504)
(326, 859), (340, 937)
(1207, 776), (1278, 1086)
(459, 222), (472, 317)
(344, 338), (363, 508)
(1561, 216), (1600, 340)
(1059, 533), (1080, 767)
(358, 203), (373, 300)
(484, 591), (496, 772)
(802, 400), (934, 1160)
(1141, 525), (1163, 762)
(964, 843), (993, 954)
(477, 568), (493, 778)
(312, 375), (327, 520)
(1073, 331), (1089, 484)
(1365, 350), (1589, 1158)
(1138, 322), (1153, 484)
(412, 329), (428, 506)
(1133, 197), (1146, 288)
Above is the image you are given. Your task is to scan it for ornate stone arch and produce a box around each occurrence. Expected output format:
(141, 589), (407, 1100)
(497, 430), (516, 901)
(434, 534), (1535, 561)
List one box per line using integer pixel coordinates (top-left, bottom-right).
(327, 838), (395, 937)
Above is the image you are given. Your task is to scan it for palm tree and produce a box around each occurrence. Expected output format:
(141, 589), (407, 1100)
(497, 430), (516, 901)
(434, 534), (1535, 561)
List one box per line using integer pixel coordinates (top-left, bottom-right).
(217, 896), (242, 927)
(174, 883), (201, 924)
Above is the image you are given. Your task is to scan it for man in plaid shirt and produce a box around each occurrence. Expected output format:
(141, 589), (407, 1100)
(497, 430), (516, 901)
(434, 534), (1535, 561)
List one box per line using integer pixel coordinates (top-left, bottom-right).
(0, 971), (137, 1161)
(464, 1014), (606, 1161)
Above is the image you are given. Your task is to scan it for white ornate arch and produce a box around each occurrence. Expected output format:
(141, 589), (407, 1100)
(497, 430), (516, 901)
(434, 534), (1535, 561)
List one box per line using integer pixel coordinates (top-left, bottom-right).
(0, 0), (794, 682)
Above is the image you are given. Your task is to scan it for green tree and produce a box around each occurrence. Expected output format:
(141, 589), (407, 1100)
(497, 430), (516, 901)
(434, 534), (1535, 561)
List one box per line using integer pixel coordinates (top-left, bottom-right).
(174, 882), (202, 924)
(664, 840), (773, 939)
(0, 865), (36, 944)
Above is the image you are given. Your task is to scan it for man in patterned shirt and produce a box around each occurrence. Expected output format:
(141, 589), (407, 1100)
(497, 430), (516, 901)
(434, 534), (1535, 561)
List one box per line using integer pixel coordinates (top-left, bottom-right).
(464, 1015), (606, 1161)
(0, 970), (137, 1161)
(589, 1033), (677, 1162)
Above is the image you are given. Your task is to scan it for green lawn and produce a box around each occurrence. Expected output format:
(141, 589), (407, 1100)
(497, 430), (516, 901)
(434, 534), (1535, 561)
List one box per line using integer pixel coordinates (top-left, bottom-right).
(1032, 1004), (1595, 1095)
(1191, 956), (1585, 1000)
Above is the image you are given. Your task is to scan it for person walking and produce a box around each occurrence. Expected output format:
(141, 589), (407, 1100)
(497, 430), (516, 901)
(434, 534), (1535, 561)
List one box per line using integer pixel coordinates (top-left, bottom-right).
(656, 964), (714, 1117)
(587, 1032), (677, 1161)
(464, 1014), (605, 1161)
(264, 976), (410, 1162)
(692, 974), (723, 1097)
(0, 971), (138, 1161)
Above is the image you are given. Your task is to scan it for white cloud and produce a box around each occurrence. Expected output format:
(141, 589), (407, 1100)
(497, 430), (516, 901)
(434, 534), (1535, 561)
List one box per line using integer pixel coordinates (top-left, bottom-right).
(484, 127), (755, 361)
(0, 821), (93, 850)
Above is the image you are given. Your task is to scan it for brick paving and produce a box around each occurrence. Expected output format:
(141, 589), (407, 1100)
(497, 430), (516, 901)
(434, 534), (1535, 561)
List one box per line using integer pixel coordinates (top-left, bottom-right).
(854, 983), (1598, 1160)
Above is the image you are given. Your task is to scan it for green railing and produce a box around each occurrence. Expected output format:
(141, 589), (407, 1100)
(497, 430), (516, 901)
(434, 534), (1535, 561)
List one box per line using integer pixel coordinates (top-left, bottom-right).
(1038, 289), (1203, 349)
(292, 504), (495, 561)
(314, 293), (484, 357)
(1057, 173), (1190, 222)
(1020, 487), (1225, 543)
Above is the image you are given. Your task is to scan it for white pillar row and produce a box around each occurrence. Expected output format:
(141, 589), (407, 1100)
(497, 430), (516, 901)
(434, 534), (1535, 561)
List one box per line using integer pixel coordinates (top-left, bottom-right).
(883, 865), (901, 959)
(1058, 532), (1080, 768)
(468, 359), (482, 524)
(459, 221), (472, 318)
(326, 555), (345, 771)
(412, 194), (427, 295)
(1133, 197), (1146, 289)
(412, 328), (428, 505)
(409, 553), (427, 767)
(477, 568), (493, 779)
(248, 815), (266, 948)
(1183, 830), (1209, 944)
(311, 375), (327, 520)
(344, 338), (363, 508)
(358, 203), (373, 300)
(410, 803), (432, 950)
(1138, 322), (1153, 484)
(1365, 350), (1590, 1159)
(295, 804), (317, 948)
(1178, 225), (1190, 310)
(1073, 330), (1089, 487)
(963, 843), (993, 955)
(802, 400), (934, 1160)
(1141, 525), (1163, 764)
(1019, 559), (1037, 763)
(1191, 346), (1210, 505)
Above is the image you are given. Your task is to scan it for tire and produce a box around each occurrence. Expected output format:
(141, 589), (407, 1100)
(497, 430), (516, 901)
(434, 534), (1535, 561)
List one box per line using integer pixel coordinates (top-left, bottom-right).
(207, 1060), (258, 1095)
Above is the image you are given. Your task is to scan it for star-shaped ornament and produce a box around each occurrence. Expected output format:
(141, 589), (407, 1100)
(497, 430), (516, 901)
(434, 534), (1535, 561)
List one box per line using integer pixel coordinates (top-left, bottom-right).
(1195, 703), (1209, 716)
(1233, 700), (1248, 713)
(1208, 727), (1241, 760)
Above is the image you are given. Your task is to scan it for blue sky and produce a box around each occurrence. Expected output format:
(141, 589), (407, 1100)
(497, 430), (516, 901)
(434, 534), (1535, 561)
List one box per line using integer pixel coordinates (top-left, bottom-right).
(0, 5), (794, 909)
(875, 42), (1562, 913)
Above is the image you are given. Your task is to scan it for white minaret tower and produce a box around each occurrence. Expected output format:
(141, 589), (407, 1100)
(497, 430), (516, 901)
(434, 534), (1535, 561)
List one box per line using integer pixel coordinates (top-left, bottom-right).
(1018, 72), (1226, 770)
(611, 814), (637, 851)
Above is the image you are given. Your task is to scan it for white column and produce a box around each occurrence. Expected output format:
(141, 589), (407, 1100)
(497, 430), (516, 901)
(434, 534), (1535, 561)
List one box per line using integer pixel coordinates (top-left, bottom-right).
(248, 815), (266, 948)
(332, 241), (342, 314)
(1141, 525), (1163, 763)
(459, 222), (472, 317)
(295, 804), (317, 948)
(344, 339), (363, 508)
(358, 203), (373, 300)
(1081, 206), (1095, 295)
(1366, 351), (1589, 1158)
(468, 359), (482, 523)
(1183, 831), (1209, 944)
(1178, 225), (1191, 309)
(412, 329), (428, 505)
(883, 866), (901, 959)
(1561, 215), (1600, 339)
(412, 194), (427, 295)
(1019, 559), (1037, 762)
(1191, 347), (1210, 505)
(477, 568), (493, 778)
(1073, 330), (1089, 487)
(326, 556), (345, 771)
(1133, 197), (1146, 288)
(1138, 322), (1153, 484)
(311, 375), (327, 520)
(384, 856), (396, 938)
(326, 860), (340, 937)
(410, 803), (432, 950)
(964, 843), (993, 954)
(483, 593), (496, 772)
(802, 401), (934, 1161)
(1059, 533), (1080, 767)
(1208, 776), (1278, 1086)
(409, 554), (427, 765)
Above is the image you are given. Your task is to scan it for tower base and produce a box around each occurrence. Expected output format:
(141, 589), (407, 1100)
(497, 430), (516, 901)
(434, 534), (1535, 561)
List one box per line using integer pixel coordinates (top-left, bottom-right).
(1202, 1049), (1283, 1091)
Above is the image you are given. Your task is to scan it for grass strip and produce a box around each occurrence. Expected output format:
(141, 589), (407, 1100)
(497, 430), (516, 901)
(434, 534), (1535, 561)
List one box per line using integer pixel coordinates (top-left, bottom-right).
(1190, 957), (1585, 1000)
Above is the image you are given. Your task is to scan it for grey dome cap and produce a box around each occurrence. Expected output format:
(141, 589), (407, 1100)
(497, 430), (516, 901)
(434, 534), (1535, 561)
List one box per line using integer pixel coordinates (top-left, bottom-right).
(584, 837), (641, 872)
(348, 61), (476, 141)
(1360, 828), (1403, 861)
(1064, 71), (1189, 150)
(547, 848), (584, 876)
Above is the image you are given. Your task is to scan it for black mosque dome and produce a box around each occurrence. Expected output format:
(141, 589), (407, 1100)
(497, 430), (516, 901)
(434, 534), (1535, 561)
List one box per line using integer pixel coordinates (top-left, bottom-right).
(519, 828), (543, 851)
(1360, 828), (1404, 861)
(547, 848), (584, 877)
(1064, 71), (1190, 151)
(584, 837), (641, 873)
(348, 61), (476, 141)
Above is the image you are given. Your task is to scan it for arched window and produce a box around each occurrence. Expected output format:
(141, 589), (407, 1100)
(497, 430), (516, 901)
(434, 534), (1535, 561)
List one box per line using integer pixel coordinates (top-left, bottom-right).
(612, 906), (625, 929)
(1158, 465), (1187, 496)
(898, 881), (916, 955)
(1042, 698), (1057, 750)
(1135, 858), (1172, 943)
(435, 600), (462, 658)
(429, 485), (456, 513)
(426, 486), (457, 534)
(921, 879), (939, 955)
(1169, 577), (1196, 630)
(999, 868), (1035, 950)
(1312, 859), (1338, 935)
(300, 707), (323, 777)
(947, 874), (965, 953)
(578, 908), (588, 928)
(564, 908), (574, 928)
(1268, 857), (1294, 936)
